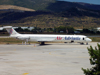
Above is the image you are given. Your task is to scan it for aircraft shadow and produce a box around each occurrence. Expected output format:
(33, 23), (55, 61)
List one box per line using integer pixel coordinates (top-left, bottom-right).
(39, 44), (52, 46)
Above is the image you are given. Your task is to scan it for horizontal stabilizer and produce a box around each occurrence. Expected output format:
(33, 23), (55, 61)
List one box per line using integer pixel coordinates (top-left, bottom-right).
(3, 26), (13, 29)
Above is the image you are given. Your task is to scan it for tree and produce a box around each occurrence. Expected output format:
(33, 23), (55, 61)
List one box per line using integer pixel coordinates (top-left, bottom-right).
(83, 29), (90, 33)
(57, 26), (66, 33)
(24, 28), (30, 32)
(47, 28), (53, 32)
(54, 26), (74, 33)
(82, 44), (100, 75)
(66, 26), (74, 34)
(15, 27), (24, 32)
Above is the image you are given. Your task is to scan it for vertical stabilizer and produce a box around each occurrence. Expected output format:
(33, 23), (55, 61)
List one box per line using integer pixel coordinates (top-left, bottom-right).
(3, 26), (19, 35)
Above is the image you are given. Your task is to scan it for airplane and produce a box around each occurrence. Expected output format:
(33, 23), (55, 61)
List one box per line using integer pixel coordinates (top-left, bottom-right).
(3, 26), (92, 45)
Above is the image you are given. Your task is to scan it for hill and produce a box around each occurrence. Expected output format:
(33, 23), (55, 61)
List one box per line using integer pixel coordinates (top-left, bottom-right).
(0, 0), (100, 11)
(0, 5), (35, 11)
(0, 0), (100, 28)
(0, 10), (100, 29)
(77, 2), (100, 11)
(46, 1), (87, 12)
(0, 0), (56, 10)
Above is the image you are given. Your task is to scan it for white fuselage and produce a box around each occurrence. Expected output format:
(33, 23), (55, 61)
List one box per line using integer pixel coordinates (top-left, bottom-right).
(10, 34), (92, 43)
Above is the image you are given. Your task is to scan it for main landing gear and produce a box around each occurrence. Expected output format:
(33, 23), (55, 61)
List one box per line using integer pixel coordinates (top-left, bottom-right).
(80, 43), (84, 45)
(40, 42), (45, 45)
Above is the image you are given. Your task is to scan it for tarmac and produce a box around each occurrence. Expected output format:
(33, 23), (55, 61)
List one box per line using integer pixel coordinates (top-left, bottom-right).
(0, 42), (99, 75)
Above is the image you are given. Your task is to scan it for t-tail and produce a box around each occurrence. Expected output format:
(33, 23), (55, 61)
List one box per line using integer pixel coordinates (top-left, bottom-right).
(3, 26), (20, 37)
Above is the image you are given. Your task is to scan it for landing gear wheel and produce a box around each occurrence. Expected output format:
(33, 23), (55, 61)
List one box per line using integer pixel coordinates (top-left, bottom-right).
(86, 43), (88, 45)
(40, 42), (45, 45)
(80, 43), (84, 45)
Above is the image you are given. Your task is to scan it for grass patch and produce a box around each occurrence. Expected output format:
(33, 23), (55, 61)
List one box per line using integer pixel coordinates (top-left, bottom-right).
(0, 38), (22, 44)
(89, 37), (100, 42)
(0, 38), (39, 44)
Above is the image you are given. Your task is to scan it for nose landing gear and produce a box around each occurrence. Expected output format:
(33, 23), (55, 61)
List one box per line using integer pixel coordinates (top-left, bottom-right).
(86, 42), (88, 45)
(80, 42), (88, 45)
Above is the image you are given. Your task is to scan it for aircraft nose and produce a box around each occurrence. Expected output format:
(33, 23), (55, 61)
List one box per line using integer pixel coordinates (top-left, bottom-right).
(89, 39), (92, 42)
(86, 38), (92, 42)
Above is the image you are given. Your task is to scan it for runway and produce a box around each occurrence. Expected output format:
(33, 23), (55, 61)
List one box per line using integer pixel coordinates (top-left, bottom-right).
(0, 42), (98, 75)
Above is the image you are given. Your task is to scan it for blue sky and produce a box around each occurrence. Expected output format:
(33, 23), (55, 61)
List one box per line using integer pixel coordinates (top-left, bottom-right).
(59, 0), (100, 5)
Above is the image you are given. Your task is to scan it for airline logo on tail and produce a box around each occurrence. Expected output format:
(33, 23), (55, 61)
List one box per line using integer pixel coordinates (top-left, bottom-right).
(10, 29), (13, 34)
